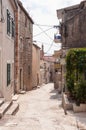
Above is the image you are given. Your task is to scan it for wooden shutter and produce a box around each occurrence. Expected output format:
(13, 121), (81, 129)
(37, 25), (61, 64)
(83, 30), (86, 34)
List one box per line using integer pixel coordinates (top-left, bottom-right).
(12, 19), (15, 38)
(7, 9), (10, 35)
(7, 63), (11, 86)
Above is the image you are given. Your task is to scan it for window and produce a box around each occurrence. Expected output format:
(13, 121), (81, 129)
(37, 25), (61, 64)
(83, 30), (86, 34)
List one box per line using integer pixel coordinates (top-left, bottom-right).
(25, 16), (27, 27)
(7, 9), (10, 35)
(12, 18), (15, 38)
(7, 9), (15, 38)
(29, 22), (32, 34)
(19, 38), (23, 52)
(7, 63), (11, 86)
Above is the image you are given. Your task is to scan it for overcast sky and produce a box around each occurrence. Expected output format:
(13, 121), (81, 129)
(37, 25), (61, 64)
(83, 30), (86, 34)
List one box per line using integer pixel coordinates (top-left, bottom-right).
(21, 0), (82, 55)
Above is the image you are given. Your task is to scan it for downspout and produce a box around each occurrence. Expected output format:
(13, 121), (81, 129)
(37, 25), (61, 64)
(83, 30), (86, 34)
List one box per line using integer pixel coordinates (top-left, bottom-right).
(0, 0), (4, 23)
(14, 9), (18, 94)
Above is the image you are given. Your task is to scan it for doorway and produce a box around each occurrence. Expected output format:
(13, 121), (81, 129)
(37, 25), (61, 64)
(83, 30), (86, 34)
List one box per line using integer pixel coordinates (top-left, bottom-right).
(20, 68), (23, 90)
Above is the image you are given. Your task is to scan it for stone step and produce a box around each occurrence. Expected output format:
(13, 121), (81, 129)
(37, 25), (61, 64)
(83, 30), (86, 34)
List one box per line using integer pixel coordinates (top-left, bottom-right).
(0, 98), (4, 106)
(19, 90), (26, 94)
(6, 103), (19, 115)
(12, 94), (19, 101)
(0, 101), (12, 118)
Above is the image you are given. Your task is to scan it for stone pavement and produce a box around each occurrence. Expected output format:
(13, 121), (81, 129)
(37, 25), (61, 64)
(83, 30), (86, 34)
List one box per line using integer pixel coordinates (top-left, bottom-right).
(0, 83), (86, 130)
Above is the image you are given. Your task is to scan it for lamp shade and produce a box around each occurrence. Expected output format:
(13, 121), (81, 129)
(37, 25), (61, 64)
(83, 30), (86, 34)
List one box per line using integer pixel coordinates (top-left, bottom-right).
(54, 33), (61, 43)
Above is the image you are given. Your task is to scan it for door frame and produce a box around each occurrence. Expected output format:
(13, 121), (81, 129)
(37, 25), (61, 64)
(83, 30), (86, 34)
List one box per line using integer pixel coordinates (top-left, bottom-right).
(20, 68), (23, 90)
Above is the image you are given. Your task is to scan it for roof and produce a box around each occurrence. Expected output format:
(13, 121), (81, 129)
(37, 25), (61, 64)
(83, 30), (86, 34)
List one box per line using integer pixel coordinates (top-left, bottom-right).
(57, 3), (79, 12)
(64, 4), (79, 11)
(18, 0), (34, 24)
(53, 50), (62, 57)
(57, 4), (79, 19)
(33, 44), (40, 49)
(57, 0), (86, 19)
(43, 56), (56, 63)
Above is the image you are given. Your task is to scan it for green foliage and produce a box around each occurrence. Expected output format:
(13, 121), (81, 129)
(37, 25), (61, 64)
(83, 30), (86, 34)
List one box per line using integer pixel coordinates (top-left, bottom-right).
(66, 48), (86, 103)
(75, 80), (86, 104)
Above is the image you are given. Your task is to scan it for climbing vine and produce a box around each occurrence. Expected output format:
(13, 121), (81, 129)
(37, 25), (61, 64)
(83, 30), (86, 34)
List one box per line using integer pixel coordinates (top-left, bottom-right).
(66, 48), (86, 104)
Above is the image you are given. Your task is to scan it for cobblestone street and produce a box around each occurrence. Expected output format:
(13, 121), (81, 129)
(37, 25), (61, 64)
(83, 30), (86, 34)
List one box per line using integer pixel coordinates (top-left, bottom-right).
(0, 83), (86, 130)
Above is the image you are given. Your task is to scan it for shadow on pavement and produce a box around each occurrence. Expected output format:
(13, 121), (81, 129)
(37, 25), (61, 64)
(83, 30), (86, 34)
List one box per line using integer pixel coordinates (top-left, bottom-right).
(50, 89), (62, 101)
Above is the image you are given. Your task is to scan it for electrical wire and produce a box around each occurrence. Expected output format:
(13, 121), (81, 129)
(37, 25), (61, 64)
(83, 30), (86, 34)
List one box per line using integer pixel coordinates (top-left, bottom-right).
(44, 41), (61, 54)
(34, 23), (55, 28)
(33, 40), (61, 47)
(34, 23), (61, 54)
(35, 23), (54, 41)
(45, 41), (54, 54)
(18, 20), (60, 53)
(33, 27), (53, 37)
(33, 39), (55, 54)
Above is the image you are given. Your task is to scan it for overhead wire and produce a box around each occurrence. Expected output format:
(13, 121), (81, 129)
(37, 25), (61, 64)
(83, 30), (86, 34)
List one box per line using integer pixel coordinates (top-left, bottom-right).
(45, 41), (54, 54)
(34, 23), (55, 28)
(33, 40), (60, 47)
(35, 23), (54, 41)
(33, 27), (53, 37)
(34, 23), (61, 54)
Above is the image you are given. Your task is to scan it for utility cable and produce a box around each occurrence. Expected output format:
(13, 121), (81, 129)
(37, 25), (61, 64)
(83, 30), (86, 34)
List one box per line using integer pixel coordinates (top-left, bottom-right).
(45, 41), (54, 54)
(44, 41), (61, 54)
(35, 23), (54, 41)
(33, 40), (60, 47)
(33, 27), (53, 37)
(34, 23), (60, 54)
(34, 23), (57, 28)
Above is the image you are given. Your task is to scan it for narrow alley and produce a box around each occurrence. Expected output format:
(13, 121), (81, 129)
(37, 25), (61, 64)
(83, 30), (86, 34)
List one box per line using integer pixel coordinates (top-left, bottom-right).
(0, 83), (86, 130)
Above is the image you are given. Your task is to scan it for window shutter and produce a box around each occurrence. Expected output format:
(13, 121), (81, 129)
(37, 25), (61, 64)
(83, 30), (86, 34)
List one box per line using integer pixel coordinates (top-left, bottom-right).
(7, 63), (11, 86)
(12, 19), (15, 38)
(7, 9), (10, 35)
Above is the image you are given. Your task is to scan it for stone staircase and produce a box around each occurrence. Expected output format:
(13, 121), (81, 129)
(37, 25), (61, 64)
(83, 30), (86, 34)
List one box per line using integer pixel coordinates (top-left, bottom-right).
(0, 98), (19, 119)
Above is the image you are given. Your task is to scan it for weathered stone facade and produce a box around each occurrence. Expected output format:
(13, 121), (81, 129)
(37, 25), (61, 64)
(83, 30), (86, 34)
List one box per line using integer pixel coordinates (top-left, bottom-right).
(57, 1), (86, 94)
(15, 0), (34, 93)
(41, 56), (55, 84)
(32, 44), (40, 88)
(0, 0), (17, 100)
(57, 1), (86, 48)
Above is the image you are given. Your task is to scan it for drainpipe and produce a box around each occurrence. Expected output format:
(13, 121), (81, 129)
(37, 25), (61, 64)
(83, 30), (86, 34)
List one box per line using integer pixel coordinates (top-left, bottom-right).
(0, 0), (4, 23)
(14, 8), (18, 94)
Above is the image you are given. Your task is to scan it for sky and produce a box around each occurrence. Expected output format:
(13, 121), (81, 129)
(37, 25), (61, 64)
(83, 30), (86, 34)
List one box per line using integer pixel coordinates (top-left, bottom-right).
(21, 0), (82, 55)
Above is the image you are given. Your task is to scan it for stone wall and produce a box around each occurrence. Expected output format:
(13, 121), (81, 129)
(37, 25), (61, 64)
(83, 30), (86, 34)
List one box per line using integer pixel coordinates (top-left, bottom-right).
(15, 1), (33, 93)
(60, 1), (86, 48)
(73, 104), (86, 113)
(64, 9), (86, 48)
(32, 44), (40, 88)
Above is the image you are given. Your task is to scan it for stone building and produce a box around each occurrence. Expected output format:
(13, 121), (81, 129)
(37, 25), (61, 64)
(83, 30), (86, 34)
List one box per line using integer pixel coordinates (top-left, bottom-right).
(43, 56), (55, 83)
(40, 45), (55, 85)
(56, 1), (86, 93)
(57, 0), (86, 48)
(53, 50), (62, 91)
(32, 44), (40, 88)
(15, 0), (34, 93)
(0, 0), (17, 100)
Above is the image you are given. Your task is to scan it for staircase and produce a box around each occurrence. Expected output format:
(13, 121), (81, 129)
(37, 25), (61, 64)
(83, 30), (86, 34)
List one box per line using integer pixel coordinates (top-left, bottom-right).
(0, 98), (19, 119)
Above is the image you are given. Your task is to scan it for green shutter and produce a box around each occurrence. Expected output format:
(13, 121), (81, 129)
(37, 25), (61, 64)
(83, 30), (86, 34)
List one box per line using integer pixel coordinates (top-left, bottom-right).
(7, 63), (11, 86)
(12, 19), (15, 38)
(7, 9), (10, 35)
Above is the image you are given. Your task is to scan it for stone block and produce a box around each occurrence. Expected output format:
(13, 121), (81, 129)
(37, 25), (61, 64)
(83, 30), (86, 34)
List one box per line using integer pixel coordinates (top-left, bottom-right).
(73, 103), (86, 113)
